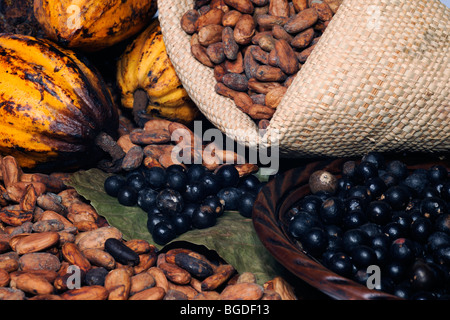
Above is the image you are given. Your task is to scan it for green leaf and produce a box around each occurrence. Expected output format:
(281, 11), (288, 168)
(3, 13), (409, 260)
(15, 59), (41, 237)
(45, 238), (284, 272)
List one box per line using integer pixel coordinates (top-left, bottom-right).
(68, 168), (284, 284)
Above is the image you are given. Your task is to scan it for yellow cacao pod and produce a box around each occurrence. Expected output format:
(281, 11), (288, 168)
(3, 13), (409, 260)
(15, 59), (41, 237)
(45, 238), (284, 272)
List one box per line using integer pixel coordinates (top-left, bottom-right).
(117, 19), (199, 124)
(33, 0), (157, 51)
(0, 33), (119, 170)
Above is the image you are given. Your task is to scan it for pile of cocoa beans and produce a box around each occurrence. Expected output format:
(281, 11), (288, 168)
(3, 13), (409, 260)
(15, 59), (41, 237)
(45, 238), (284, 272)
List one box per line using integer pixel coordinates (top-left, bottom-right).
(114, 116), (259, 175)
(181, 0), (341, 128)
(0, 155), (295, 300)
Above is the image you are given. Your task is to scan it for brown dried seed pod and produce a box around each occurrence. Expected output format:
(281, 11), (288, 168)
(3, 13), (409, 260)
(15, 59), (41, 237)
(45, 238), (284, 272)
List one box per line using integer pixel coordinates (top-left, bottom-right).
(0, 268), (10, 287)
(223, 0), (254, 14)
(292, 0), (308, 12)
(222, 26), (239, 61)
(247, 104), (276, 120)
(222, 10), (242, 27)
(36, 193), (66, 214)
(18, 252), (60, 272)
(19, 184), (37, 212)
(214, 63), (229, 82)
(163, 289), (189, 300)
(159, 262), (192, 285)
(195, 8), (224, 31)
(291, 27), (315, 49)
(224, 51), (244, 73)
(125, 239), (154, 255)
(236, 271), (257, 283)
(38, 210), (74, 229)
(148, 267), (169, 293)
(323, 0), (343, 14)
(130, 128), (171, 145)
(310, 0), (334, 21)
(133, 253), (157, 274)
(61, 242), (91, 273)
(206, 42), (226, 64)
(129, 286), (165, 300)
(250, 45), (270, 64)
(181, 9), (200, 34)
(14, 232), (60, 255)
(219, 282), (264, 300)
(198, 24), (224, 46)
(243, 47), (260, 79)
(296, 43), (316, 63)
(251, 93), (266, 105)
(82, 248), (116, 270)
(215, 82), (239, 99)
(117, 134), (137, 154)
(191, 44), (215, 67)
(222, 73), (249, 92)
(130, 272), (156, 296)
(233, 92), (254, 113)
(265, 86), (288, 109)
(104, 268), (132, 300)
(233, 14), (256, 45)
(255, 65), (287, 82)
(1, 156), (21, 189)
(32, 219), (65, 233)
(284, 7), (319, 33)
(143, 144), (174, 159)
(9, 272), (54, 296)
(234, 163), (259, 177)
(60, 285), (109, 300)
(269, 0), (290, 17)
(248, 78), (283, 94)
(274, 39), (299, 75)
(255, 14), (289, 28)
(167, 282), (199, 299)
(164, 248), (193, 264)
(75, 226), (123, 251)
(174, 253), (214, 279)
(261, 289), (282, 300)
(200, 264), (236, 291)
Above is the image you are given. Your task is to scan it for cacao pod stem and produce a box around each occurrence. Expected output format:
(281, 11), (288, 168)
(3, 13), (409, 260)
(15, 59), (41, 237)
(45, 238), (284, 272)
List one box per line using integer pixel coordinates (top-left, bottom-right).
(133, 89), (150, 127)
(95, 132), (125, 173)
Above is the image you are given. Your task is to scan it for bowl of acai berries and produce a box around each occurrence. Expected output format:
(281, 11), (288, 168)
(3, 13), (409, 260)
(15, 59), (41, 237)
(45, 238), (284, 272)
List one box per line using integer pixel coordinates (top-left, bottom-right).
(252, 152), (450, 300)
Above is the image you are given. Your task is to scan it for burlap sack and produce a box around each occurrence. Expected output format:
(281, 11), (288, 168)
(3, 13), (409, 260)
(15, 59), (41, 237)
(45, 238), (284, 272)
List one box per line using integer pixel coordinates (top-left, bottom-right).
(158, 0), (449, 157)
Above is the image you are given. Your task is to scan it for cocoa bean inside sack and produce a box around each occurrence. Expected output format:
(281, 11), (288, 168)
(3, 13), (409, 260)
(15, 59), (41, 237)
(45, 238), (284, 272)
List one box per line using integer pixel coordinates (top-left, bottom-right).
(181, 0), (341, 128)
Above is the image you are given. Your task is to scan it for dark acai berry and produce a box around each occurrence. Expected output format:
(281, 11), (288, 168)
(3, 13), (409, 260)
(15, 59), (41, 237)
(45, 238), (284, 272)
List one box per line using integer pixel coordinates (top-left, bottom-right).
(327, 252), (354, 278)
(137, 188), (158, 212)
(126, 173), (147, 192)
(427, 165), (448, 185)
(297, 195), (323, 216)
(355, 161), (378, 182)
(342, 229), (369, 252)
(301, 227), (327, 256)
(288, 212), (322, 240)
(215, 165), (240, 188)
(152, 221), (177, 245)
(166, 170), (188, 192)
(117, 186), (138, 207)
(200, 172), (221, 196)
(104, 175), (126, 197)
(238, 174), (262, 194)
(217, 187), (241, 211)
(184, 182), (207, 203)
(146, 213), (172, 235)
(420, 197), (448, 221)
(144, 167), (167, 190)
(191, 205), (217, 229)
(319, 197), (345, 225)
(410, 217), (433, 243)
(202, 195), (225, 217)
(366, 201), (392, 225)
(237, 192), (257, 218)
(390, 238), (415, 265)
(171, 213), (192, 235)
(187, 164), (208, 184)
(156, 189), (184, 216)
(350, 245), (378, 268)
(386, 160), (408, 180)
(384, 186), (411, 211)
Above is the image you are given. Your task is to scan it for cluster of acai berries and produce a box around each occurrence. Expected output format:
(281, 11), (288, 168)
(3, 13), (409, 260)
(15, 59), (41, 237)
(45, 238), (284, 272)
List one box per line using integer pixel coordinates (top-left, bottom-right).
(288, 152), (450, 300)
(104, 164), (264, 245)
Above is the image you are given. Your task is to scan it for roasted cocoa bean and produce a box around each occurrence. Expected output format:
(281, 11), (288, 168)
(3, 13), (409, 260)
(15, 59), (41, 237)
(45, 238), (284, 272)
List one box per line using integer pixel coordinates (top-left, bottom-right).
(224, 51), (244, 73)
(159, 262), (192, 285)
(191, 44), (215, 67)
(206, 42), (226, 64)
(284, 7), (318, 33)
(291, 27), (315, 49)
(269, 0), (290, 17)
(222, 73), (249, 92)
(255, 65), (287, 82)
(223, 0), (254, 14)
(181, 9), (200, 34)
(104, 238), (140, 267)
(274, 39), (299, 74)
(233, 14), (256, 45)
(222, 10), (242, 27)
(174, 253), (214, 279)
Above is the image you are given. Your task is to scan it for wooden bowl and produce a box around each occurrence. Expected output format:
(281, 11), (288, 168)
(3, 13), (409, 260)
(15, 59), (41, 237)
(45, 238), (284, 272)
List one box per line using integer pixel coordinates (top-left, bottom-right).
(252, 156), (450, 300)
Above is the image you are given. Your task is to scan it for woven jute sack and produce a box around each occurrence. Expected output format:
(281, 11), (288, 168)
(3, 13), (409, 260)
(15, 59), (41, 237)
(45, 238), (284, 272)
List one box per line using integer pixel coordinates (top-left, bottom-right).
(158, 0), (450, 158)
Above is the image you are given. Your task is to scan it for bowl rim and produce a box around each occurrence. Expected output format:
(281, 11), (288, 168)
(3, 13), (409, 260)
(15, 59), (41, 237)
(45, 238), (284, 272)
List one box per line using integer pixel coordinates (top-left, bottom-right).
(252, 156), (450, 300)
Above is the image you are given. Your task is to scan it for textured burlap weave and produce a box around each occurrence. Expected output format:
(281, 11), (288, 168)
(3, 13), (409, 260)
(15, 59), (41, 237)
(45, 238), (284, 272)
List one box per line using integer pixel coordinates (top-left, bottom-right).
(158, 0), (449, 157)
